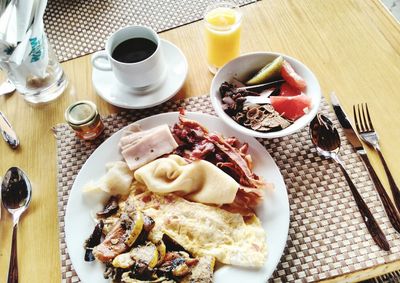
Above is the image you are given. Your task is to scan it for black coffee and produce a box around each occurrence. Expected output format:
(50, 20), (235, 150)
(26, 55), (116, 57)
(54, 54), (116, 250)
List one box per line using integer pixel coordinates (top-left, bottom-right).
(112, 38), (157, 63)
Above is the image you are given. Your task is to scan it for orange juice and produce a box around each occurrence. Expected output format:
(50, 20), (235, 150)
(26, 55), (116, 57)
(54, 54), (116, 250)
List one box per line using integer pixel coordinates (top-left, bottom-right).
(204, 3), (242, 73)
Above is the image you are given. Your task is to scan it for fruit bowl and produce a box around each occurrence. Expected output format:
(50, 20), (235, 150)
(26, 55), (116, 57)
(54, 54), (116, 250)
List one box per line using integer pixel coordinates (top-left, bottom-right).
(210, 52), (321, 139)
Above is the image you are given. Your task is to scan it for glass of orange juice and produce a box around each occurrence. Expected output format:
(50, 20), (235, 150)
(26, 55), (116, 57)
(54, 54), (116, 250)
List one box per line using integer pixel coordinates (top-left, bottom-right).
(204, 2), (242, 74)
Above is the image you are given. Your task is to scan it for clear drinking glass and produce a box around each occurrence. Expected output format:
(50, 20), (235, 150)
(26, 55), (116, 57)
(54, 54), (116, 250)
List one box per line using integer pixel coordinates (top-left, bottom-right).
(204, 1), (242, 74)
(1, 35), (68, 104)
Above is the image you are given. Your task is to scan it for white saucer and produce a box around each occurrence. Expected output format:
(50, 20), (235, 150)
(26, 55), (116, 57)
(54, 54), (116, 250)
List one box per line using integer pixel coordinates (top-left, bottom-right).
(92, 39), (188, 109)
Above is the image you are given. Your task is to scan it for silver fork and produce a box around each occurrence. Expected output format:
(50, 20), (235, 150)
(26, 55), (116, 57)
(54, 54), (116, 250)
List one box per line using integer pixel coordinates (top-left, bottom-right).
(353, 103), (400, 212)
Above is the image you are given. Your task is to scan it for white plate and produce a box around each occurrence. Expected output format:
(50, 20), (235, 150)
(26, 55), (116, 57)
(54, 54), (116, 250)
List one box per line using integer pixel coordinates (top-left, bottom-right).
(92, 39), (188, 109)
(65, 112), (290, 283)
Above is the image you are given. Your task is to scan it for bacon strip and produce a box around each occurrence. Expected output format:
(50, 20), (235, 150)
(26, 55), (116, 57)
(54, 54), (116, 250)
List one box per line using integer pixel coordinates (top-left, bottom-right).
(207, 133), (264, 189)
(172, 111), (267, 214)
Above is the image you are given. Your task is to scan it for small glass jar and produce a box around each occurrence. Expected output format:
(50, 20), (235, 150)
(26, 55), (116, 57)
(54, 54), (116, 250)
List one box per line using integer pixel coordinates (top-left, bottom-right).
(65, 100), (105, 140)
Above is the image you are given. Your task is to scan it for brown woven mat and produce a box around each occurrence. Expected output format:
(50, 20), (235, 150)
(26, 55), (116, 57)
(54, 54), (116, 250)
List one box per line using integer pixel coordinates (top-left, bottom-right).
(44, 0), (257, 62)
(54, 95), (400, 283)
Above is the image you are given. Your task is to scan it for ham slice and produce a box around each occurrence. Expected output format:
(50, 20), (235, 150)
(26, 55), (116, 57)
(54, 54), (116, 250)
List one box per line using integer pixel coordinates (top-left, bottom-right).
(120, 124), (178, 171)
(119, 125), (167, 150)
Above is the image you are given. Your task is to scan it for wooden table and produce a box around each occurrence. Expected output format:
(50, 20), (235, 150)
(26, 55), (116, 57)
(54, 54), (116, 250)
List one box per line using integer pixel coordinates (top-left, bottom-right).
(0, 0), (399, 282)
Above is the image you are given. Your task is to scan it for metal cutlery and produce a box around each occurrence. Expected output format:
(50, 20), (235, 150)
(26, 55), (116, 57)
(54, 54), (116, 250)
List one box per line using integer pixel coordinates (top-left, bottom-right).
(1, 167), (32, 283)
(330, 93), (400, 233)
(226, 79), (284, 105)
(236, 79), (284, 92)
(0, 110), (19, 149)
(0, 175), (2, 220)
(353, 103), (400, 213)
(310, 113), (390, 251)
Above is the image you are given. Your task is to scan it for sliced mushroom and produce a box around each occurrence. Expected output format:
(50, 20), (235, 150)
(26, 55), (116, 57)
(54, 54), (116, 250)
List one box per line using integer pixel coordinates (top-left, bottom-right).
(93, 210), (144, 263)
(156, 251), (198, 279)
(84, 220), (104, 262)
(96, 196), (119, 218)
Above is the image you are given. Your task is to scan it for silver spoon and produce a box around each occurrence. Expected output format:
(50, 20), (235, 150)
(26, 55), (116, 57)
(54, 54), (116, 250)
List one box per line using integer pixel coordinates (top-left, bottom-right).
(309, 114), (390, 251)
(1, 167), (32, 283)
(0, 79), (16, 96)
(236, 79), (285, 91)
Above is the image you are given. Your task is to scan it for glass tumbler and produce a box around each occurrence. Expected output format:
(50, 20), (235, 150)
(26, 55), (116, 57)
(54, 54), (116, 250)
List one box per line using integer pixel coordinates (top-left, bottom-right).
(204, 1), (242, 74)
(0, 35), (68, 104)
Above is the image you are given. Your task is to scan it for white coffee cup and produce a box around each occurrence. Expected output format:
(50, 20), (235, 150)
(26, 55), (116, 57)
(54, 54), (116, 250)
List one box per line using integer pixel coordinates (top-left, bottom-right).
(91, 25), (166, 89)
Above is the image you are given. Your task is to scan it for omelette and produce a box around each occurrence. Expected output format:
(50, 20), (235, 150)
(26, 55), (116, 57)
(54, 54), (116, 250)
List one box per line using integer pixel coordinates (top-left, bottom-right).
(127, 188), (267, 268)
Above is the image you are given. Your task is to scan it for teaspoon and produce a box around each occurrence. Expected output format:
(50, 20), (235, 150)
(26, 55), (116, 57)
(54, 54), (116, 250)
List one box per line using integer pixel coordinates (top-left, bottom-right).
(1, 167), (32, 283)
(309, 114), (390, 251)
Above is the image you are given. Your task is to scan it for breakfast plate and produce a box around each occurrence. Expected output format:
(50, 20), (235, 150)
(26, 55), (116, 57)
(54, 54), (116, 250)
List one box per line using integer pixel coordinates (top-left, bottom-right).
(65, 112), (290, 283)
(92, 39), (188, 109)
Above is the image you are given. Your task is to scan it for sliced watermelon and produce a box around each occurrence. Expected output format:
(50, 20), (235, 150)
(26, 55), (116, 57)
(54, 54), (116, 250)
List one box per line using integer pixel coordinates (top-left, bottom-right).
(281, 60), (307, 91)
(280, 82), (301, 96)
(270, 93), (312, 121)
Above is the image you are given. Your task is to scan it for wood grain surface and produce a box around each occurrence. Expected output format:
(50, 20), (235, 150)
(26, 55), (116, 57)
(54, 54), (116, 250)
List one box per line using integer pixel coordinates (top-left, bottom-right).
(0, 0), (399, 282)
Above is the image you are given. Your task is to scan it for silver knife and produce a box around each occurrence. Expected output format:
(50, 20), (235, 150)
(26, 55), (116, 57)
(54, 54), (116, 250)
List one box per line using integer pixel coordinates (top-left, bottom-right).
(0, 111), (19, 149)
(330, 92), (400, 233)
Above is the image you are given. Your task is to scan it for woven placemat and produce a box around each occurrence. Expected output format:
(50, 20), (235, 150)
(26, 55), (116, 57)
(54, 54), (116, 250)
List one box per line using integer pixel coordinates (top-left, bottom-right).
(43, 0), (257, 62)
(54, 95), (400, 283)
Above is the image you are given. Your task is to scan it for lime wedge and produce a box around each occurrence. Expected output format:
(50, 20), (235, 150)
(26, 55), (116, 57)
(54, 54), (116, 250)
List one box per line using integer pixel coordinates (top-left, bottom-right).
(246, 56), (284, 85)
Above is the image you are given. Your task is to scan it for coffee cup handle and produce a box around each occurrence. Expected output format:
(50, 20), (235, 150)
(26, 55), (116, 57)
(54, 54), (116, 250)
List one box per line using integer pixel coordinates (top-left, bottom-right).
(91, 51), (112, 71)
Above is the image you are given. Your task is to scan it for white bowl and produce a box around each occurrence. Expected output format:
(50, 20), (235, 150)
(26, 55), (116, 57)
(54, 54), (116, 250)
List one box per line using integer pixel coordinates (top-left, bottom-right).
(210, 52), (321, 138)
